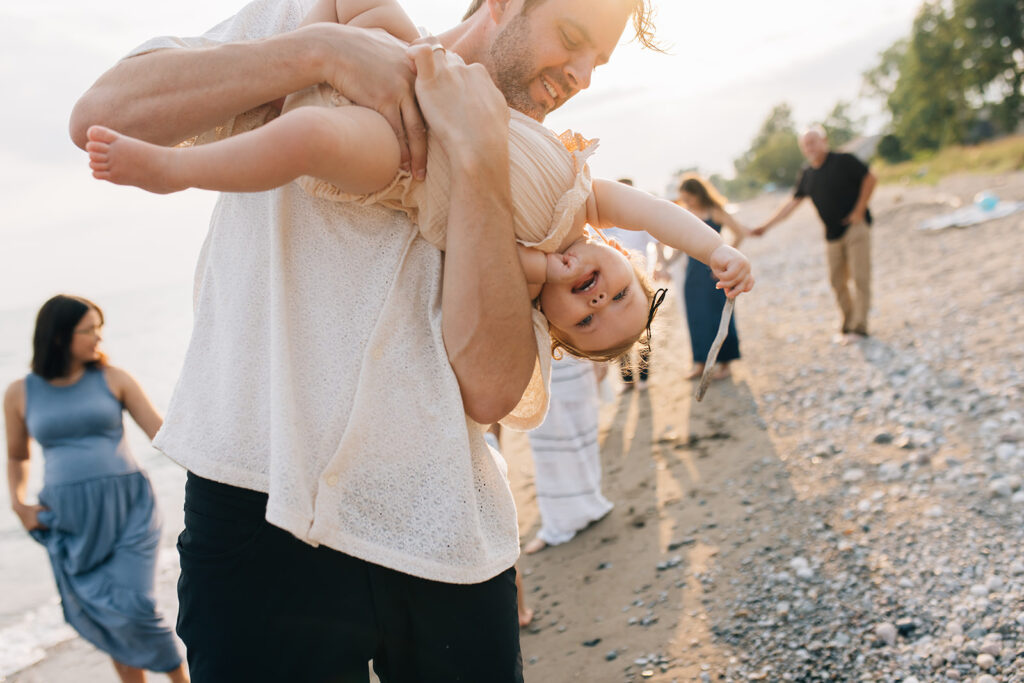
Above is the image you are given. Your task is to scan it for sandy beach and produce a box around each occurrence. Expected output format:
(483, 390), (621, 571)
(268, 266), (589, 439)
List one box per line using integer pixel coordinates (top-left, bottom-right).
(7, 171), (1023, 682)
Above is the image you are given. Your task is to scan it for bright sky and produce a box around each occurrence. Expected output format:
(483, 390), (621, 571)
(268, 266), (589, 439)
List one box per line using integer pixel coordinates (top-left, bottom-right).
(0, 0), (924, 311)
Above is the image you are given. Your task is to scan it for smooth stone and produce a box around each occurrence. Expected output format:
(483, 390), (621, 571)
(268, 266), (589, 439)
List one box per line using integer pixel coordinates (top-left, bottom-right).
(989, 479), (1013, 497)
(874, 622), (898, 646)
(976, 653), (995, 669)
(842, 469), (866, 482)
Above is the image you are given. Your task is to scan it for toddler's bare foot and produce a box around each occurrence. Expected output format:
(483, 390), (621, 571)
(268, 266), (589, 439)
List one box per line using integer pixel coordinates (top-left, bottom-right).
(86, 125), (185, 194)
(518, 604), (535, 628)
(685, 364), (704, 380)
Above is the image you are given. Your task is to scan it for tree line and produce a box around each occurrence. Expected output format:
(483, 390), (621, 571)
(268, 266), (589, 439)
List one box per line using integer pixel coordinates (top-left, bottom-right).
(696, 0), (1023, 200)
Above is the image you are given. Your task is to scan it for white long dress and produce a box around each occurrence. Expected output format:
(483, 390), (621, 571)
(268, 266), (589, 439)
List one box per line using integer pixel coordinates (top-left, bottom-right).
(527, 356), (614, 545)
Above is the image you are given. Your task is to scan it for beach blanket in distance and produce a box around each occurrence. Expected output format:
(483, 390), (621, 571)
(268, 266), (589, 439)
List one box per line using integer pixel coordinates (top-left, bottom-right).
(918, 200), (1024, 231)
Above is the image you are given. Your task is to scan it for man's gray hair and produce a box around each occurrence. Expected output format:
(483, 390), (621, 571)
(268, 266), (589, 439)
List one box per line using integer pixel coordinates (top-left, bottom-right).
(801, 124), (828, 140)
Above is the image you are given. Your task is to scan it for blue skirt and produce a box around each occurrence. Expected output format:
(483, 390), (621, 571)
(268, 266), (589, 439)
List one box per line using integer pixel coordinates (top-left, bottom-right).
(684, 258), (741, 364)
(30, 471), (181, 672)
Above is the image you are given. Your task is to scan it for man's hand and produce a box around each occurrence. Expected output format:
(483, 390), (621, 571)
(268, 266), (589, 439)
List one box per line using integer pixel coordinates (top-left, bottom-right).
(842, 207), (866, 226)
(407, 43), (509, 159)
(313, 24), (427, 179)
(12, 502), (47, 532)
(709, 244), (754, 298)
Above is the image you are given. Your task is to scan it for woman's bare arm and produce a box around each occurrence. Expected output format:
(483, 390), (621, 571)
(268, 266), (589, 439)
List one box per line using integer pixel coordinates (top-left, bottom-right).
(713, 206), (751, 249)
(5, 381), (45, 531)
(104, 368), (164, 441)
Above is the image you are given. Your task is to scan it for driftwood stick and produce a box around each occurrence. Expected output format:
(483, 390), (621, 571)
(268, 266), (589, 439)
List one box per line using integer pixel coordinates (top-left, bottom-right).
(695, 298), (735, 402)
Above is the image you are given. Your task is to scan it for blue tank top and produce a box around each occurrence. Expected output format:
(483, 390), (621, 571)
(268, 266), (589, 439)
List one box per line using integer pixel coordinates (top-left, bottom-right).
(24, 368), (139, 486)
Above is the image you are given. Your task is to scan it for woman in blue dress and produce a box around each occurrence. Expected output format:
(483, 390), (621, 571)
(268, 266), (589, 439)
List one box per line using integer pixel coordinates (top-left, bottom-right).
(4, 295), (188, 682)
(674, 175), (751, 381)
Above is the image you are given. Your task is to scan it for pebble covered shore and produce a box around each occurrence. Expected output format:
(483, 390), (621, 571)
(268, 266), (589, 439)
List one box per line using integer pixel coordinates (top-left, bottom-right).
(508, 172), (1024, 682)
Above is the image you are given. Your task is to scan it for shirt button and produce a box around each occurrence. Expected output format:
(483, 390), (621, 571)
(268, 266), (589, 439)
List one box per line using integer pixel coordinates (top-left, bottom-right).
(325, 474), (338, 487)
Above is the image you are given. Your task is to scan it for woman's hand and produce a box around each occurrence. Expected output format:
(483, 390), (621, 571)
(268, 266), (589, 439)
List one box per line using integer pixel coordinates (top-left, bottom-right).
(12, 501), (47, 532)
(709, 244), (754, 298)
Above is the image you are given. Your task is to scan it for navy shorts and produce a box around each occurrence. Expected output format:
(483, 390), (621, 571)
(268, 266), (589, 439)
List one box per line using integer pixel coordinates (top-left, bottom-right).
(176, 472), (523, 682)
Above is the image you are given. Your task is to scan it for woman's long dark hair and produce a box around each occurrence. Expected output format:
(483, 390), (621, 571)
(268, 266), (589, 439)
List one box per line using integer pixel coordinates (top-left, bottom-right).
(31, 295), (107, 380)
(678, 173), (728, 213)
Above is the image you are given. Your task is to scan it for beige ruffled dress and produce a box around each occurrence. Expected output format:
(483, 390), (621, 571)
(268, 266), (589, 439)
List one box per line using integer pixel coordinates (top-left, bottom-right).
(282, 82), (599, 429)
(283, 84), (598, 254)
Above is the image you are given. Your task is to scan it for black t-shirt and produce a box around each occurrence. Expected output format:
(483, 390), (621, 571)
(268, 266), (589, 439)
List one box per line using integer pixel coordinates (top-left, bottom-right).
(794, 152), (872, 241)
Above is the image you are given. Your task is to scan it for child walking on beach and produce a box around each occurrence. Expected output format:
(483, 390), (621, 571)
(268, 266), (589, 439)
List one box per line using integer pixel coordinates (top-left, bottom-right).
(85, 0), (753, 362)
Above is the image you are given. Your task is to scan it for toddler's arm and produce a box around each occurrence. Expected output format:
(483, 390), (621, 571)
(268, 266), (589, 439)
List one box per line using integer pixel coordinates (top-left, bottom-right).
(589, 179), (754, 297)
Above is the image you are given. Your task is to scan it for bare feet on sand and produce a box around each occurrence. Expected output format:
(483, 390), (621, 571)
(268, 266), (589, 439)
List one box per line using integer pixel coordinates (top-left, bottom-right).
(710, 363), (731, 381)
(523, 536), (547, 554)
(832, 332), (868, 346)
(514, 566), (534, 628)
(86, 125), (184, 194)
(685, 364), (705, 380)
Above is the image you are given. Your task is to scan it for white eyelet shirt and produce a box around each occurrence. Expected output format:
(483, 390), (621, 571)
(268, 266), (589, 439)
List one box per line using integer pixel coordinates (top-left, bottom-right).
(137, 0), (550, 583)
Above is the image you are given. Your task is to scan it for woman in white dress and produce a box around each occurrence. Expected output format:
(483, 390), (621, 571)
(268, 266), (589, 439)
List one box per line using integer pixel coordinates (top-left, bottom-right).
(524, 355), (613, 553)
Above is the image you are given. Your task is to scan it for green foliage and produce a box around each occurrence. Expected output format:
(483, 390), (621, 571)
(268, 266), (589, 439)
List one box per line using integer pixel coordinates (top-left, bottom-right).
(876, 134), (910, 163)
(873, 134), (1024, 185)
(708, 173), (761, 202)
(954, 0), (1024, 132)
(864, 0), (1024, 157)
(734, 103), (805, 188)
(823, 101), (863, 148)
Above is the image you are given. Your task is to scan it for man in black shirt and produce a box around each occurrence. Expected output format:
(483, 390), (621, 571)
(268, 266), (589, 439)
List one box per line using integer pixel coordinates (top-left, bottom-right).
(754, 126), (877, 343)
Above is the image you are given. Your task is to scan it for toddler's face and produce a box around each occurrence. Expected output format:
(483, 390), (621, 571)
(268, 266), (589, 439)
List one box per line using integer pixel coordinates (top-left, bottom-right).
(540, 237), (648, 352)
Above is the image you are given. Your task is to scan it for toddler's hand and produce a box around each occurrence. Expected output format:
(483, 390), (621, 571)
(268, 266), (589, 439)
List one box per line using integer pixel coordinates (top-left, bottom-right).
(709, 244), (754, 298)
(545, 252), (584, 284)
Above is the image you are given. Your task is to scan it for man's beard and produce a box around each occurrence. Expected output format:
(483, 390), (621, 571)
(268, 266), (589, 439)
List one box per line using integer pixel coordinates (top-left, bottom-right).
(488, 13), (545, 121)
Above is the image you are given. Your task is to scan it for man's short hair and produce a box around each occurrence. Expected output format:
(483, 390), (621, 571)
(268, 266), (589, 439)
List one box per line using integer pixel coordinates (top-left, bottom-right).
(801, 124), (828, 140)
(463, 0), (659, 50)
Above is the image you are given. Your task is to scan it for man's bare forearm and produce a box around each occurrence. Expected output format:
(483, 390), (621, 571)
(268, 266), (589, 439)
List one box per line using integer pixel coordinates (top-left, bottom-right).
(442, 157), (536, 424)
(70, 25), (335, 149)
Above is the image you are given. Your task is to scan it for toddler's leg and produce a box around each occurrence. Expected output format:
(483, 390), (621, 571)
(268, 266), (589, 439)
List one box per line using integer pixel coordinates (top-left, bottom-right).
(86, 105), (401, 196)
(87, 126), (194, 194)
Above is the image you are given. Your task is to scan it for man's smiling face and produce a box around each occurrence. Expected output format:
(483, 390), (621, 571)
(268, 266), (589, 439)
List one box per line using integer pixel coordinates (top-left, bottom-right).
(483, 0), (632, 120)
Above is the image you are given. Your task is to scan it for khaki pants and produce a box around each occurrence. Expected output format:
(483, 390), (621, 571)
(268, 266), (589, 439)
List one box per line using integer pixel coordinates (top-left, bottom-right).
(825, 221), (871, 335)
